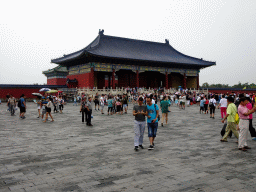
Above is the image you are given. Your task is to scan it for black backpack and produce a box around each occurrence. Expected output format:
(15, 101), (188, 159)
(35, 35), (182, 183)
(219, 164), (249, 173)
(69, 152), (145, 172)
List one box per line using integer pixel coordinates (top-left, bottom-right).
(18, 99), (21, 108)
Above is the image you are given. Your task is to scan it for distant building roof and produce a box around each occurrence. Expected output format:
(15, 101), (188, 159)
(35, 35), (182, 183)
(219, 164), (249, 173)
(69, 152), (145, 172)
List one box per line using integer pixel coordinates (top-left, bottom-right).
(51, 30), (216, 68)
(43, 65), (68, 75)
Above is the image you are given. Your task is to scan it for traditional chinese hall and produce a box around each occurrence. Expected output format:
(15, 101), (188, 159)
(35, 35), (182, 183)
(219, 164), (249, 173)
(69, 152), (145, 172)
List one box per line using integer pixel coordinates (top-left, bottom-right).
(44, 30), (215, 89)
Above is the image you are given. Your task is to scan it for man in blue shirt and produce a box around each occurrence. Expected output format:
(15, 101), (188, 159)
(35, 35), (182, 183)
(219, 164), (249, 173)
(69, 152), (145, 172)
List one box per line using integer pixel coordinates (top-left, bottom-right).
(200, 97), (205, 114)
(146, 95), (159, 150)
(20, 94), (26, 119)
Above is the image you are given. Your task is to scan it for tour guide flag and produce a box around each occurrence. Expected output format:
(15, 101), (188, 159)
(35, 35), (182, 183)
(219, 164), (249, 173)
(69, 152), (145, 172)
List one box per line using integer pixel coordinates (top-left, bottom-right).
(243, 87), (246, 90)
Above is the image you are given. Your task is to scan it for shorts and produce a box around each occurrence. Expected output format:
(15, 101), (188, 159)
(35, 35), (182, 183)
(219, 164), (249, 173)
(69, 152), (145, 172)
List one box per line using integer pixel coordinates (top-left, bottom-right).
(100, 105), (104, 110)
(116, 105), (121, 112)
(123, 104), (128, 108)
(59, 104), (63, 110)
(42, 109), (46, 115)
(20, 107), (26, 113)
(46, 107), (51, 113)
(148, 122), (158, 137)
(95, 100), (99, 105)
(108, 107), (113, 112)
(200, 106), (204, 111)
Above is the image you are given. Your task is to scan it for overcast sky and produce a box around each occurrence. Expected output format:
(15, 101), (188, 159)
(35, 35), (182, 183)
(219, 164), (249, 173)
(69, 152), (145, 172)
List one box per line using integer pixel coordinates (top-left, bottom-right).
(1, 0), (256, 86)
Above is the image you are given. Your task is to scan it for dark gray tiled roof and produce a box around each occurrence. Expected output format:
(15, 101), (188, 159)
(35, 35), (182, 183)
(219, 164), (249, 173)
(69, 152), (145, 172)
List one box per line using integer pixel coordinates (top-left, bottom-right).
(51, 31), (215, 68)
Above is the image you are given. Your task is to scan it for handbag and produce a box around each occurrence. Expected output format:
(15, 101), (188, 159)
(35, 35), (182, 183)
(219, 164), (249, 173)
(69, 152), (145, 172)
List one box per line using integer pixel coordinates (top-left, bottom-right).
(154, 104), (160, 121)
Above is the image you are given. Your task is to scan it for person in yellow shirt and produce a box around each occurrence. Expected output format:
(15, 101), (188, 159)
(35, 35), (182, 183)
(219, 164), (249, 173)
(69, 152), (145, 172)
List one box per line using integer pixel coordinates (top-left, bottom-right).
(220, 96), (239, 142)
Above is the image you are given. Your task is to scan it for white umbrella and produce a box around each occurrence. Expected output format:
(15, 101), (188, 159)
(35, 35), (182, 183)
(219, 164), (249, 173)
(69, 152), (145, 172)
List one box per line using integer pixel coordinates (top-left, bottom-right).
(32, 93), (43, 96)
(39, 88), (51, 92)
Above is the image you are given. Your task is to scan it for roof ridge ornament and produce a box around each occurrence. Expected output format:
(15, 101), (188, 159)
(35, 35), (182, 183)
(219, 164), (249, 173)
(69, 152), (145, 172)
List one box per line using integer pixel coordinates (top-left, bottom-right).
(165, 39), (169, 45)
(99, 29), (104, 35)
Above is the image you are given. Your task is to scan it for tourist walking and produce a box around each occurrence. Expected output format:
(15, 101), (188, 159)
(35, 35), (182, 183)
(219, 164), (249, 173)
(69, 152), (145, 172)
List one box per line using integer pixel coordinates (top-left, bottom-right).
(245, 97), (256, 141)
(220, 96), (239, 142)
(218, 95), (227, 119)
(237, 97), (256, 151)
(107, 96), (113, 115)
(209, 95), (216, 119)
(59, 96), (64, 113)
(80, 97), (88, 124)
(123, 94), (128, 114)
(36, 96), (41, 118)
(100, 94), (105, 114)
(133, 97), (147, 151)
(115, 99), (122, 115)
(146, 95), (159, 150)
(7, 94), (16, 116)
(43, 97), (54, 122)
(204, 97), (209, 114)
(19, 94), (26, 119)
(94, 93), (100, 111)
(160, 96), (169, 127)
(86, 97), (93, 126)
(199, 97), (205, 114)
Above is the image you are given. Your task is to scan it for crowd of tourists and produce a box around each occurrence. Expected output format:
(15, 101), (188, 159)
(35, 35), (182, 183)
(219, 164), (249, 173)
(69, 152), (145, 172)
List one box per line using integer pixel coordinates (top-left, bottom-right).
(4, 90), (256, 152)
(4, 93), (66, 122)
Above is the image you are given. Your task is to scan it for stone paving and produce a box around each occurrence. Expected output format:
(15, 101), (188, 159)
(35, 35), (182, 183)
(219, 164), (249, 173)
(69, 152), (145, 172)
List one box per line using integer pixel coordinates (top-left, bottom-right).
(1, 102), (256, 192)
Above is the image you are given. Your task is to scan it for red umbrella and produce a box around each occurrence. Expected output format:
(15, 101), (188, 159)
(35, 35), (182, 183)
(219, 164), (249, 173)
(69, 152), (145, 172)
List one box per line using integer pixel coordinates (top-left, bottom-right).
(58, 91), (63, 93)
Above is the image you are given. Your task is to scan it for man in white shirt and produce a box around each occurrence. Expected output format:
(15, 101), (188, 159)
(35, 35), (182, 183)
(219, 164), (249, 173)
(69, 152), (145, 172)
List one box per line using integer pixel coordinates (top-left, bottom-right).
(100, 94), (105, 114)
(218, 95), (227, 119)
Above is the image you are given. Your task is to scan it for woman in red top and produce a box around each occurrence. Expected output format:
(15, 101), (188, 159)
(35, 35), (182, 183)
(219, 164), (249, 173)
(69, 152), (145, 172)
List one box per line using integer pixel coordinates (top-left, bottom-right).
(204, 97), (209, 114)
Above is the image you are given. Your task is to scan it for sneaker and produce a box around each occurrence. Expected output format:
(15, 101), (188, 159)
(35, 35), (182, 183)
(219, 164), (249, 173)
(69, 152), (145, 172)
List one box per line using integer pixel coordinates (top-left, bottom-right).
(134, 146), (139, 151)
(139, 145), (144, 149)
(148, 145), (154, 150)
(252, 138), (256, 141)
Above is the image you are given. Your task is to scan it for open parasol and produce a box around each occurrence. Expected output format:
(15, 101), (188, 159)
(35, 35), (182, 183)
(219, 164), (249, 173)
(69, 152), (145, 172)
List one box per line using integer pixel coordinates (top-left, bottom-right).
(39, 88), (51, 92)
(45, 90), (58, 93)
(32, 93), (43, 97)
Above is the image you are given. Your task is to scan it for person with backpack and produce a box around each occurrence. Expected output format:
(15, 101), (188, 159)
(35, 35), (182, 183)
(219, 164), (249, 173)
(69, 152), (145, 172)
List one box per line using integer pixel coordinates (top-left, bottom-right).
(220, 96), (239, 142)
(146, 94), (159, 150)
(209, 95), (217, 119)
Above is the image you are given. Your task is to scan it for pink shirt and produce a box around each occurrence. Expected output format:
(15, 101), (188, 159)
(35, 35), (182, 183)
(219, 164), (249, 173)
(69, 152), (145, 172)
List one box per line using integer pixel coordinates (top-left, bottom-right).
(246, 103), (253, 119)
(238, 105), (249, 120)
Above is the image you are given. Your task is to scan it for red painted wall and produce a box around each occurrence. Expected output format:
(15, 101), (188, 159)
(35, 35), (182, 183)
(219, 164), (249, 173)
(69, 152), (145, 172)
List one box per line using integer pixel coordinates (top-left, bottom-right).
(0, 88), (42, 100)
(67, 73), (90, 88)
(47, 78), (66, 85)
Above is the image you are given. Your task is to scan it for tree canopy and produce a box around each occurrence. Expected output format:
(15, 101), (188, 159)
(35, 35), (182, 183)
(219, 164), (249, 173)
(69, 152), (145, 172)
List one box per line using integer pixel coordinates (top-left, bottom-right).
(201, 82), (256, 89)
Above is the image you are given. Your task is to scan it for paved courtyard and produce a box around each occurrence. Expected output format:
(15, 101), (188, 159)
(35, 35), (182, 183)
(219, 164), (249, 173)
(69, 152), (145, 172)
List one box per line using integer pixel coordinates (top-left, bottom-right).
(1, 102), (256, 192)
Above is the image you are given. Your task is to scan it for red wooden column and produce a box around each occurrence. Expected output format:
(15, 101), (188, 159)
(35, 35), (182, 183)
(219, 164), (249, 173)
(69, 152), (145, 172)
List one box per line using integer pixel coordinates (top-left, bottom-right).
(183, 73), (186, 89)
(136, 70), (139, 88)
(90, 67), (94, 89)
(112, 69), (115, 89)
(197, 74), (199, 90)
(165, 72), (168, 89)
(169, 73), (172, 88)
